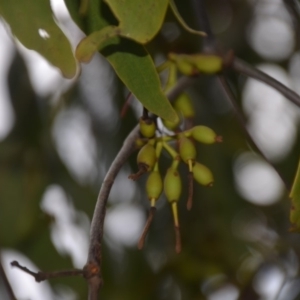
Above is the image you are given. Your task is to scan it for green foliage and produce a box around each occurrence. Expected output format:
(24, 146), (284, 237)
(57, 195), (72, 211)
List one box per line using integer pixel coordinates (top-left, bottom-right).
(0, 0), (77, 78)
(104, 0), (169, 43)
(71, 0), (178, 122)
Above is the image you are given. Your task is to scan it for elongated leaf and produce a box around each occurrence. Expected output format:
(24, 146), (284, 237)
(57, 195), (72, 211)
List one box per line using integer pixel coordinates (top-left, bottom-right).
(0, 0), (77, 78)
(290, 159), (300, 231)
(102, 38), (178, 122)
(65, 0), (178, 122)
(104, 0), (168, 43)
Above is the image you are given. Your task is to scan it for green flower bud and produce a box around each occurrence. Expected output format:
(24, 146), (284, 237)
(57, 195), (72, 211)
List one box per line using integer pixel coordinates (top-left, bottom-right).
(179, 136), (196, 170)
(162, 114), (180, 131)
(176, 59), (195, 76)
(146, 170), (163, 205)
(139, 118), (156, 138)
(193, 162), (213, 186)
(191, 125), (222, 144)
(164, 167), (182, 203)
(194, 54), (223, 74)
(137, 143), (156, 171)
(174, 93), (195, 119)
(168, 53), (196, 76)
(129, 143), (156, 180)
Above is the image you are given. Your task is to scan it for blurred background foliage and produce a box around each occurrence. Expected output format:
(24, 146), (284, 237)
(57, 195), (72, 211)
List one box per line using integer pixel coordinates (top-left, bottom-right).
(1, 0), (300, 299)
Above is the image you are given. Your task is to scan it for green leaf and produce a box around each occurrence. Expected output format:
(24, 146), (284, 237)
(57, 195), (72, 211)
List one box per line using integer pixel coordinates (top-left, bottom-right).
(0, 0), (77, 78)
(290, 159), (300, 231)
(66, 0), (178, 122)
(104, 0), (169, 43)
(103, 38), (178, 122)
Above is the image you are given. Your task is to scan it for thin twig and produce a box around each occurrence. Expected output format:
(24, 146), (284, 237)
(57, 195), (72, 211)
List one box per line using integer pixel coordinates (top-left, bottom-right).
(85, 75), (197, 300)
(174, 226), (182, 254)
(194, 0), (297, 190)
(120, 92), (133, 118)
(187, 172), (194, 210)
(0, 259), (16, 300)
(217, 75), (290, 190)
(138, 207), (156, 250)
(232, 57), (300, 108)
(10, 261), (83, 282)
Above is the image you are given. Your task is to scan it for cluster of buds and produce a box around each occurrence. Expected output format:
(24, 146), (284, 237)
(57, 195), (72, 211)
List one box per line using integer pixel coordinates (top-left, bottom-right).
(129, 118), (222, 253)
(127, 53), (224, 253)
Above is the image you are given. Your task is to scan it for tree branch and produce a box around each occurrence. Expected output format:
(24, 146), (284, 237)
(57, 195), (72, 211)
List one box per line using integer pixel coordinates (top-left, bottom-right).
(231, 57), (300, 108)
(10, 261), (83, 282)
(217, 75), (290, 190)
(85, 75), (197, 300)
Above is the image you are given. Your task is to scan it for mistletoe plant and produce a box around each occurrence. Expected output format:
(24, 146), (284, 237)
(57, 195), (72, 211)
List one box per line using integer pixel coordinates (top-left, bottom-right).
(1, 0), (300, 300)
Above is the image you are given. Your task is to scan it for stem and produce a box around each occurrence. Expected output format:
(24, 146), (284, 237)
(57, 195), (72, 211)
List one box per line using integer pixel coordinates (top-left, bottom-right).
(163, 141), (179, 159)
(217, 75), (290, 190)
(10, 261), (83, 282)
(120, 92), (133, 118)
(232, 58), (300, 108)
(187, 171), (194, 211)
(138, 207), (156, 250)
(174, 225), (182, 254)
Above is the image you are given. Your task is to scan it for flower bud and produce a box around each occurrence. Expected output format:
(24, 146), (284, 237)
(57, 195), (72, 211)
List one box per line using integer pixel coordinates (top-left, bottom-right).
(179, 136), (196, 167)
(164, 167), (182, 203)
(194, 54), (223, 74)
(146, 170), (163, 205)
(193, 162), (213, 186)
(174, 93), (195, 119)
(162, 114), (180, 131)
(137, 143), (156, 171)
(139, 118), (156, 138)
(168, 53), (195, 76)
(129, 143), (156, 180)
(191, 125), (222, 144)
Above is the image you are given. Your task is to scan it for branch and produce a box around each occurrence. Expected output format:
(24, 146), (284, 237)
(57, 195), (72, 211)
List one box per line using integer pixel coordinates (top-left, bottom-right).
(193, 0), (300, 187)
(217, 75), (290, 190)
(85, 75), (197, 300)
(10, 261), (83, 282)
(232, 57), (300, 108)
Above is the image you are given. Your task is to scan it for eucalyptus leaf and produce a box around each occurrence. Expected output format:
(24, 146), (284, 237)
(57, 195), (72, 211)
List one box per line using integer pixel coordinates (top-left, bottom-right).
(0, 0), (77, 78)
(102, 38), (178, 122)
(104, 0), (169, 43)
